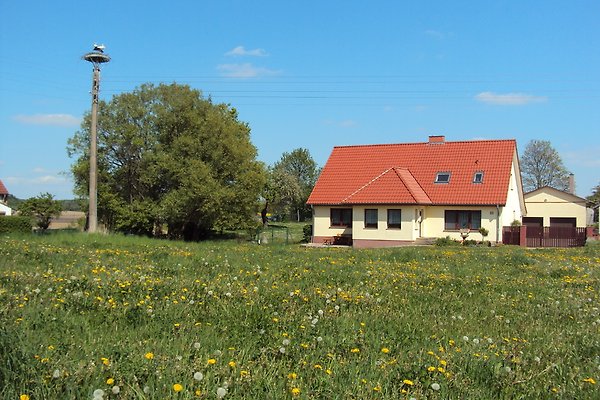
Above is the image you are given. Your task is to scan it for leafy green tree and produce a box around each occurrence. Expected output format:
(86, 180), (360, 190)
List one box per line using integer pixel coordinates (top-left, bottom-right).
(521, 139), (571, 192)
(262, 167), (302, 223)
(68, 83), (265, 239)
(271, 148), (319, 221)
(19, 192), (62, 230)
(587, 182), (600, 224)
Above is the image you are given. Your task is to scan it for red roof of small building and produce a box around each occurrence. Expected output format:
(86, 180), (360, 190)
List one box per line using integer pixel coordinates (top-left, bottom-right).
(307, 137), (517, 206)
(0, 179), (8, 196)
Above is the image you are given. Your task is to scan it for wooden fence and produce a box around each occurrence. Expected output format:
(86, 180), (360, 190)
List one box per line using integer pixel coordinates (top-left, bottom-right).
(502, 226), (588, 247)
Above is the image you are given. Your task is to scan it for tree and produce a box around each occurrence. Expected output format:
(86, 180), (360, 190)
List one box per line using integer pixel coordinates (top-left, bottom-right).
(19, 193), (62, 230)
(68, 83), (265, 239)
(271, 148), (319, 221)
(587, 182), (600, 225)
(520, 140), (571, 192)
(262, 167), (302, 223)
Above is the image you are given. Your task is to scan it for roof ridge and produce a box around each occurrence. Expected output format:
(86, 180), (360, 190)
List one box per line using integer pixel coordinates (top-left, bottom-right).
(333, 138), (515, 149)
(341, 167), (398, 203)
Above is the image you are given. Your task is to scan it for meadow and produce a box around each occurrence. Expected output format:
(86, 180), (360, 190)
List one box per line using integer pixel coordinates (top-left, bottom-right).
(1, 233), (598, 399)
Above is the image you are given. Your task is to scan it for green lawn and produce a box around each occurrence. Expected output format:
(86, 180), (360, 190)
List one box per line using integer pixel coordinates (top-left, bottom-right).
(1, 233), (599, 399)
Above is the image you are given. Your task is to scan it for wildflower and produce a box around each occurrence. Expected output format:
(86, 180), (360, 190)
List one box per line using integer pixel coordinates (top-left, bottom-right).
(427, 366), (436, 372)
(207, 358), (217, 365)
(240, 370), (250, 377)
(194, 342), (201, 349)
(431, 383), (441, 391)
(92, 389), (105, 398)
(291, 387), (301, 396)
(279, 347), (286, 354)
(101, 357), (110, 366)
(350, 348), (360, 353)
(403, 379), (414, 386)
(106, 377), (115, 385)
(228, 360), (236, 368)
(194, 371), (204, 381)
(52, 369), (61, 378)
(216, 387), (227, 398)
(145, 352), (154, 360)
(288, 372), (297, 379)
(462, 336), (469, 342)
(373, 386), (381, 392)
(583, 377), (596, 384)
(20, 395), (30, 400)
(282, 339), (290, 346)
(381, 347), (390, 354)
(173, 383), (183, 392)
(112, 386), (120, 394)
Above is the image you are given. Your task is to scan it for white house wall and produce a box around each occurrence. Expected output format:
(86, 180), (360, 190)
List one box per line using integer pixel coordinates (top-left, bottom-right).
(421, 206), (500, 242)
(501, 154), (526, 228)
(0, 203), (12, 216)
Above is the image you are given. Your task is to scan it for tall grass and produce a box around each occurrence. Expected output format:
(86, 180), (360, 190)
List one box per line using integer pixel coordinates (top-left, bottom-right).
(1, 233), (598, 399)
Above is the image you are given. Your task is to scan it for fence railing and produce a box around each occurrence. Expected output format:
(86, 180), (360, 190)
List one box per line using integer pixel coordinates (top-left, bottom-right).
(502, 226), (587, 247)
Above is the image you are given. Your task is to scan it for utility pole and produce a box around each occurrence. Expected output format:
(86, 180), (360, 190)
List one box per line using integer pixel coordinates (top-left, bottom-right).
(83, 44), (110, 233)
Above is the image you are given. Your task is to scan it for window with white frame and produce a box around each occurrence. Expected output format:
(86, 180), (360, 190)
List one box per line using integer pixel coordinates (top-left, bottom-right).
(387, 209), (401, 229)
(364, 209), (378, 228)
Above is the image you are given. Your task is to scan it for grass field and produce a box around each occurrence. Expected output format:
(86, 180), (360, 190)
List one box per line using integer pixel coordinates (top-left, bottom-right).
(1, 233), (599, 399)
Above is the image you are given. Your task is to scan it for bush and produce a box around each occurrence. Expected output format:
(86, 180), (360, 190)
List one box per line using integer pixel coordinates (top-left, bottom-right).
(0, 216), (33, 235)
(302, 224), (313, 243)
(434, 236), (460, 246)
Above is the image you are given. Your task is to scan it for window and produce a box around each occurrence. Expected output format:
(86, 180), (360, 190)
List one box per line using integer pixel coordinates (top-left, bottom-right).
(444, 210), (481, 230)
(364, 209), (378, 228)
(435, 172), (451, 183)
(387, 209), (402, 229)
(330, 208), (352, 227)
(473, 171), (484, 184)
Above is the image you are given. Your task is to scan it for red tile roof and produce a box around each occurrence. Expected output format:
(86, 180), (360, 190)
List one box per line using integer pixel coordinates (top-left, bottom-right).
(307, 138), (517, 206)
(0, 179), (8, 196)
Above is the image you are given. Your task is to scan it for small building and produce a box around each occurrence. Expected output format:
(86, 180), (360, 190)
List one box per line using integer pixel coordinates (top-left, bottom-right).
(0, 179), (13, 216)
(523, 186), (588, 228)
(307, 136), (526, 247)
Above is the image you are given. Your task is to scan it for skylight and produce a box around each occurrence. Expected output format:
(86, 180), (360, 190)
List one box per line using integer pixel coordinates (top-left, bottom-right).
(473, 171), (484, 184)
(435, 172), (451, 184)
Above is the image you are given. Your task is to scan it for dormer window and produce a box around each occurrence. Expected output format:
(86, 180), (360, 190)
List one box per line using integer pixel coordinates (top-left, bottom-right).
(473, 171), (484, 184)
(435, 172), (451, 184)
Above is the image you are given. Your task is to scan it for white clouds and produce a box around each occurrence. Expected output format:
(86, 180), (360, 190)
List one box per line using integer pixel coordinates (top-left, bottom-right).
(474, 92), (547, 106)
(5, 175), (67, 185)
(13, 113), (81, 127)
(225, 46), (268, 57)
(217, 63), (280, 78)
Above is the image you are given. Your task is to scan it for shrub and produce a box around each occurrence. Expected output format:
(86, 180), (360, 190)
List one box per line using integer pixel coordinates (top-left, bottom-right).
(302, 224), (313, 243)
(434, 236), (460, 246)
(0, 216), (33, 235)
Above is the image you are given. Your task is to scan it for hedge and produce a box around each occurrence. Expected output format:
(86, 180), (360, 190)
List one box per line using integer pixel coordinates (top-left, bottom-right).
(0, 216), (33, 234)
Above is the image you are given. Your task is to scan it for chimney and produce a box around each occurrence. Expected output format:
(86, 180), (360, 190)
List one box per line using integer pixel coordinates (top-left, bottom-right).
(428, 135), (445, 144)
(568, 173), (575, 194)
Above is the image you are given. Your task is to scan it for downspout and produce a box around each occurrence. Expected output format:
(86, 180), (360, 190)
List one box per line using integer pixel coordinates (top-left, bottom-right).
(496, 205), (501, 244)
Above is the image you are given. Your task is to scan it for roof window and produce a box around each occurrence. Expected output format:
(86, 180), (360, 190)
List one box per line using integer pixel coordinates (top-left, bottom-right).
(473, 171), (484, 184)
(435, 172), (451, 184)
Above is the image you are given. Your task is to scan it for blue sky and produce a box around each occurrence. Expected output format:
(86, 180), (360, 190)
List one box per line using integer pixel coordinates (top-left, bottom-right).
(1, 0), (598, 199)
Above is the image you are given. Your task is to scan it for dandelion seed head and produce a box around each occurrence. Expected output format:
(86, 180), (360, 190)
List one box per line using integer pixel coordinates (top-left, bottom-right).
(52, 369), (60, 378)
(431, 383), (441, 391)
(216, 387), (227, 398)
(194, 371), (204, 381)
(111, 386), (120, 394)
(194, 342), (201, 349)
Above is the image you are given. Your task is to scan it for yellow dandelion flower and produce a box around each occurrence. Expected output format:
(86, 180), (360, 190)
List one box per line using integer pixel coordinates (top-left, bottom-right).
(173, 383), (183, 392)
(583, 378), (596, 385)
(195, 389), (202, 397)
(240, 370), (250, 377)
(373, 386), (381, 392)
(403, 379), (414, 386)
(291, 387), (301, 396)
(350, 348), (360, 353)
(381, 347), (390, 354)
(20, 395), (30, 400)
(106, 377), (114, 385)
(287, 372), (297, 379)
(207, 358), (216, 365)
(145, 352), (154, 360)
(440, 359), (447, 366)
(427, 366), (436, 372)
(228, 361), (236, 368)
(314, 364), (323, 370)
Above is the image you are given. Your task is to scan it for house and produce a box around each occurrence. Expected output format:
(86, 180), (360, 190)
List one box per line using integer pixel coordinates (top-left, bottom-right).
(306, 136), (526, 247)
(523, 185), (588, 229)
(0, 179), (13, 216)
